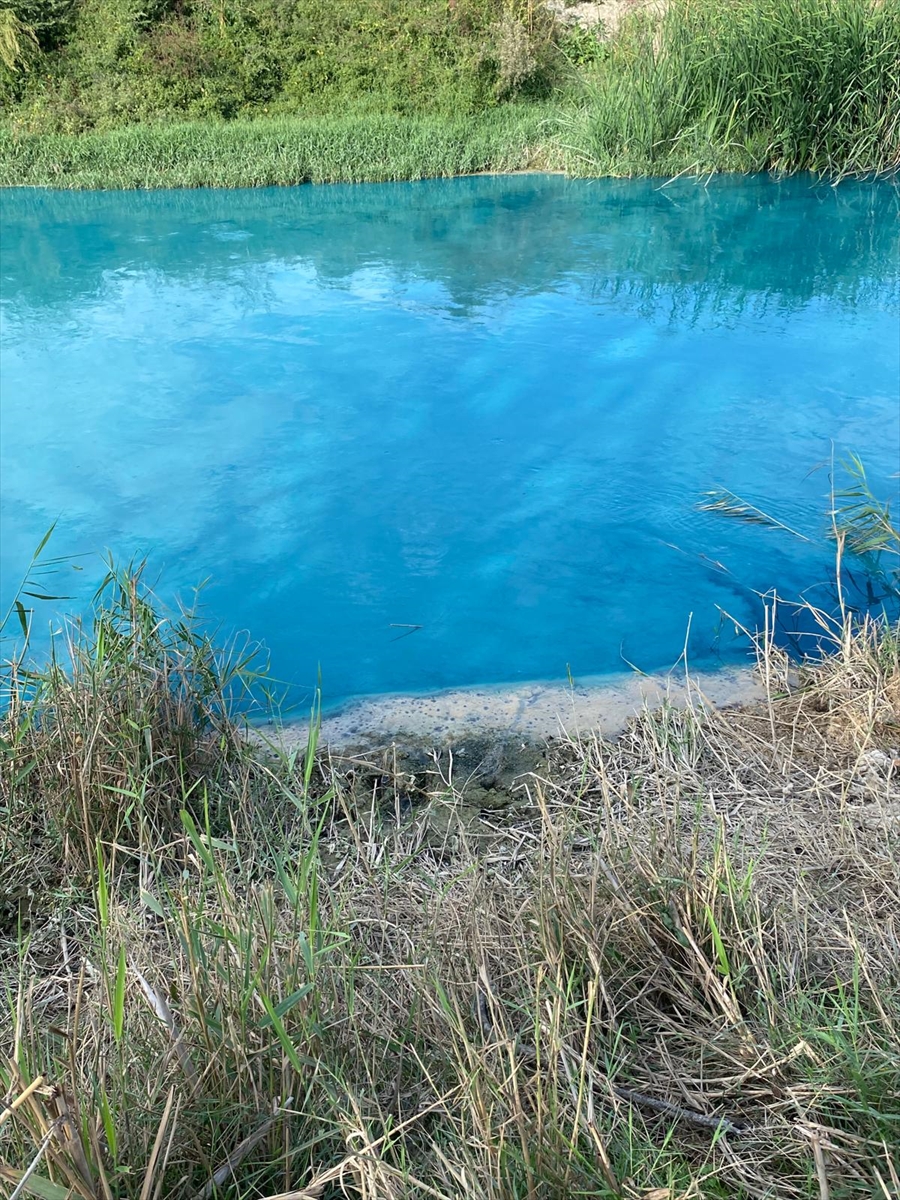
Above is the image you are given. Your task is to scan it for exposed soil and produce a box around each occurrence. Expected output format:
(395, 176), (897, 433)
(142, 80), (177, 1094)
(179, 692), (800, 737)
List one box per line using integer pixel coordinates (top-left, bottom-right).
(545, 0), (667, 36)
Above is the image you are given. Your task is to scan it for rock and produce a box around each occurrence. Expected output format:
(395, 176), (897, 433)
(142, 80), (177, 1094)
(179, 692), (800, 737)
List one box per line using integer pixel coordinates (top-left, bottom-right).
(543, 0), (666, 36)
(545, 0), (609, 30)
(860, 748), (899, 774)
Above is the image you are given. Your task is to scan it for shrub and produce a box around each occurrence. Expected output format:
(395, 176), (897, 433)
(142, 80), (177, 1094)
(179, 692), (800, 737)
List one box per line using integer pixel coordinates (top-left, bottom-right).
(492, 15), (538, 95)
(0, 0), (76, 50)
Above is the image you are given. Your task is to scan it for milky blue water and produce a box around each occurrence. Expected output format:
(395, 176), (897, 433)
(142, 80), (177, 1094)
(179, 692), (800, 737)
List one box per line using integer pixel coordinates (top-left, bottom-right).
(1, 175), (898, 710)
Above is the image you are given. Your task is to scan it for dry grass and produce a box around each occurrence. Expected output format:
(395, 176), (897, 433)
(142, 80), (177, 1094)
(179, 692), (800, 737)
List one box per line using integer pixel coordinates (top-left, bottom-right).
(1, 582), (898, 1198)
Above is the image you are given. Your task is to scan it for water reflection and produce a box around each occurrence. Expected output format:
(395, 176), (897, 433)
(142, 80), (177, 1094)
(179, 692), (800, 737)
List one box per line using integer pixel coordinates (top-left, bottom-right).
(1, 175), (897, 705)
(3, 175), (897, 322)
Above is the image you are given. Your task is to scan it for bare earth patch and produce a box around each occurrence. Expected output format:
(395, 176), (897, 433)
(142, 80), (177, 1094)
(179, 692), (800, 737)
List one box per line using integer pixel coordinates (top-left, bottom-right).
(545, 0), (667, 36)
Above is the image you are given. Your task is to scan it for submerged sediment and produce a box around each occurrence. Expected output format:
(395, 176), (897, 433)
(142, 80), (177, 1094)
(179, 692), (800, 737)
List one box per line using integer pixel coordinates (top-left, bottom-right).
(262, 664), (765, 749)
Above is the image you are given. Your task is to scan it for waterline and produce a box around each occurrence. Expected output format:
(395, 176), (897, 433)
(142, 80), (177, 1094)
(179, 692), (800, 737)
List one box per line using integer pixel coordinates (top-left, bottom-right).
(263, 664), (765, 749)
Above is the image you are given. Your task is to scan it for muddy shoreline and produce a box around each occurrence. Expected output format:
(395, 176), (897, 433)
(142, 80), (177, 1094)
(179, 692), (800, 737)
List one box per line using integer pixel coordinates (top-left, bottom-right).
(259, 664), (765, 752)
(249, 666), (766, 851)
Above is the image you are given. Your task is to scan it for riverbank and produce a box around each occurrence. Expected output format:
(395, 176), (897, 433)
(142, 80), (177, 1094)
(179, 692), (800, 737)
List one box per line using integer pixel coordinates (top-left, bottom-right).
(264, 664), (764, 750)
(1, 0), (897, 189)
(2, 564), (898, 1198)
(0, 108), (565, 189)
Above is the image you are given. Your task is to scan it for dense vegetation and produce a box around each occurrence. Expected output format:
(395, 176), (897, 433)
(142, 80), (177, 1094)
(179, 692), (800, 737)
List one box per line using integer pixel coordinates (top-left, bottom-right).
(0, 0), (564, 127)
(0, 0), (897, 185)
(2, 544), (899, 1198)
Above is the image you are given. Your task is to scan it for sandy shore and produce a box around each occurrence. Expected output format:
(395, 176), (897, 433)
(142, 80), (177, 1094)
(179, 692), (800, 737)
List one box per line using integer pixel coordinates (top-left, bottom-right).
(258, 664), (766, 752)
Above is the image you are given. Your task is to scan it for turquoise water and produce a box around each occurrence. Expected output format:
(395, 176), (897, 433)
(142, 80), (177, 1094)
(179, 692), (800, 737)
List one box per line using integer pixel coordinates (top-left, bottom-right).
(1, 175), (898, 708)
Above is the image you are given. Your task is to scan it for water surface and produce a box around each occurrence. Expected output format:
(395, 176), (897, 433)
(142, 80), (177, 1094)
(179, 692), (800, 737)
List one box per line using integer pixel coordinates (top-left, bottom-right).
(1, 175), (898, 708)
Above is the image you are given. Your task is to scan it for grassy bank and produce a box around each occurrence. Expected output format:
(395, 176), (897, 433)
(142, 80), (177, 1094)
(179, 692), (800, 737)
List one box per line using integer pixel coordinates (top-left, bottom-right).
(2, 558), (899, 1198)
(0, 0), (897, 188)
(0, 108), (563, 188)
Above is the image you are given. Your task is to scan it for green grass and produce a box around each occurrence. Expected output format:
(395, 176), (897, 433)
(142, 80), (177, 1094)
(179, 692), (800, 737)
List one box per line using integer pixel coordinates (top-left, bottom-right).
(0, 107), (564, 188)
(569, 0), (900, 179)
(0, 0), (897, 187)
(2, 547), (899, 1198)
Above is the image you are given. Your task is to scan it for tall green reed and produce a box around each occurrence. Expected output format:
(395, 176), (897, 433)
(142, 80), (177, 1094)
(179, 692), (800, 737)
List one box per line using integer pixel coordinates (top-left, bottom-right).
(570, 0), (900, 177)
(1, 553), (264, 866)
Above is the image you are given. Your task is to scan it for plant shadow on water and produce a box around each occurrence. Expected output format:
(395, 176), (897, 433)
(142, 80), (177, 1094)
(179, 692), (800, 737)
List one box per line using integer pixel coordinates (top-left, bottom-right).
(1, 174), (898, 711)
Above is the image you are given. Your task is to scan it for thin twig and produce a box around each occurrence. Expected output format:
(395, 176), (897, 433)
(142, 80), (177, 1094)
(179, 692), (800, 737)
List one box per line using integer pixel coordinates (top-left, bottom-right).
(9, 1119), (63, 1200)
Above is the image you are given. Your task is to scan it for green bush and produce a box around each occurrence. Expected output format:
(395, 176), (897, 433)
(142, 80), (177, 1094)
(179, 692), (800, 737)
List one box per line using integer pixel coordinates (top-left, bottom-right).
(0, 0), (77, 50)
(0, 0), (564, 129)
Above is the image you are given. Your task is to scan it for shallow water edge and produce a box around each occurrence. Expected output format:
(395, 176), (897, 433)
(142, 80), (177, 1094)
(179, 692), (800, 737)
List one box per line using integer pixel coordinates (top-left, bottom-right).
(262, 664), (766, 751)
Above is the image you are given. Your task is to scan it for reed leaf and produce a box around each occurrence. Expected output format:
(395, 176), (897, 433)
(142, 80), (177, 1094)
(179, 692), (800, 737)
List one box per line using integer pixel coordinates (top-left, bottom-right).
(697, 488), (811, 541)
(833, 453), (900, 559)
